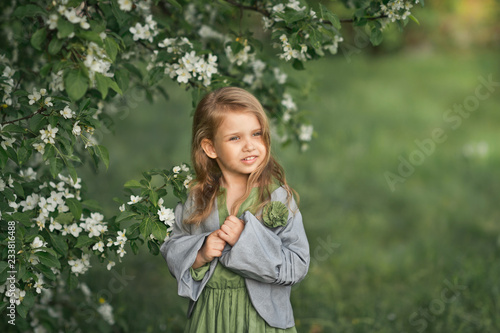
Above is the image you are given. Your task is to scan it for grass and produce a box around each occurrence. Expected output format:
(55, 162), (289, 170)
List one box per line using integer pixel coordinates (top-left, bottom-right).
(81, 50), (500, 332)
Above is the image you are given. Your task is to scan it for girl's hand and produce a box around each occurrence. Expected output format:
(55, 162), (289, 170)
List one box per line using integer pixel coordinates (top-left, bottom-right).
(192, 230), (226, 269)
(219, 215), (245, 247)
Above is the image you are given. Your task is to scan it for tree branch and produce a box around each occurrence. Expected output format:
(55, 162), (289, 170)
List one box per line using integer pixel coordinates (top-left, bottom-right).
(223, 0), (270, 17)
(1, 107), (47, 126)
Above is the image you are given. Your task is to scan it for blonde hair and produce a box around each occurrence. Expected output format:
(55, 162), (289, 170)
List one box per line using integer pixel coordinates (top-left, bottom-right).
(185, 86), (294, 225)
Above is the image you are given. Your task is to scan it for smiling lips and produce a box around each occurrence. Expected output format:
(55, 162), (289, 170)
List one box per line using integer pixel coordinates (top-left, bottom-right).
(242, 155), (258, 163)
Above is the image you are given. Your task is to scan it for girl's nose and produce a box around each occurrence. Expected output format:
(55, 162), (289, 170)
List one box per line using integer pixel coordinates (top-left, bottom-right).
(243, 139), (255, 151)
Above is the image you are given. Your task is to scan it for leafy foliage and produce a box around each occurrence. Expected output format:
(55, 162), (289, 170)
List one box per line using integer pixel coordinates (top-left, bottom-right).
(0, 0), (422, 330)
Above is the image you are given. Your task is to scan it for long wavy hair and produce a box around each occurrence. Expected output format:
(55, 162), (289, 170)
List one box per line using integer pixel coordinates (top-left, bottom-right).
(185, 87), (294, 225)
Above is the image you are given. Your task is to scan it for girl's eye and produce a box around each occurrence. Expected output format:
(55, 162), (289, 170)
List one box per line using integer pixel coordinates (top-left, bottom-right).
(253, 131), (262, 137)
(229, 136), (239, 141)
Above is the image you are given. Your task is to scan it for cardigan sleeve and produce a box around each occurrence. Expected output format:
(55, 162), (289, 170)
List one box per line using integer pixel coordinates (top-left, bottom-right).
(160, 201), (213, 301)
(218, 194), (310, 286)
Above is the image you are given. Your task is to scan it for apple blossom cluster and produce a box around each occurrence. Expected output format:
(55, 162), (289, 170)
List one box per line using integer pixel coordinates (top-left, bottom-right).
(225, 41), (254, 66)
(28, 88), (53, 108)
(118, 0), (152, 14)
(129, 15), (159, 43)
(53, 1), (91, 30)
(278, 34), (310, 62)
(1, 64), (15, 106)
(379, 0), (419, 22)
(84, 42), (114, 86)
(157, 38), (219, 86)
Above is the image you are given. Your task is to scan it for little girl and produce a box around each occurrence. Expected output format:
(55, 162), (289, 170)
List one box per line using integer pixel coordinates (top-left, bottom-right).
(160, 87), (310, 332)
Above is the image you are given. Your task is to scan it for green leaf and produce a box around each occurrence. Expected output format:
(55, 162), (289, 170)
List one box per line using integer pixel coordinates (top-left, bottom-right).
(82, 199), (103, 211)
(166, 0), (182, 11)
(77, 31), (103, 46)
(49, 158), (64, 179)
(151, 220), (168, 242)
(30, 27), (47, 51)
(29, 114), (47, 133)
(147, 239), (159, 255)
(55, 212), (74, 224)
(409, 14), (420, 25)
(370, 27), (383, 46)
(0, 147), (7, 168)
(292, 59), (305, 70)
(139, 217), (153, 239)
(93, 145), (110, 169)
(67, 270), (78, 290)
(35, 263), (56, 280)
(0, 262), (9, 285)
(95, 73), (110, 99)
(116, 210), (137, 222)
(12, 212), (31, 226)
(64, 68), (89, 101)
(12, 182), (25, 198)
(115, 68), (130, 91)
(46, 232), (68, 256)
(57, 18), (74, 38)
(3, 124), (25, 133)
(104, 37), (119, 62)
(49, 38), (64, 55)
(66, 198), (82, 220)
(124, 179), (142, 188)
(107, 77), (122, 95)
(75, 235), (95, 248)
(13, 4), (46, 18)
(36, 251), (61, 269)
(319, 4), (341, 30)
(123, 63), (143, 79)
(17, 146), (32, 166)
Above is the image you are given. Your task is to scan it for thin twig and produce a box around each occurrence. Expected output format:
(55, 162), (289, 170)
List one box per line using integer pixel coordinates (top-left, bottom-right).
(1, 107), (46, 126)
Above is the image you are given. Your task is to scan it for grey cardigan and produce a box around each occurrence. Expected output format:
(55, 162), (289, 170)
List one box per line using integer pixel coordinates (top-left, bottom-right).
(160, 186), (310, 329)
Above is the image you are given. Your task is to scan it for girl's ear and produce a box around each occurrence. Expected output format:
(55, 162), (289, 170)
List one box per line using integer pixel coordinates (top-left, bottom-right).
(201, 138), (217, 159)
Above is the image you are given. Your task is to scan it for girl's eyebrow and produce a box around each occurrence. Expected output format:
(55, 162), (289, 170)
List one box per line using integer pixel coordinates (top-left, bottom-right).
(222, 127), (262, 138)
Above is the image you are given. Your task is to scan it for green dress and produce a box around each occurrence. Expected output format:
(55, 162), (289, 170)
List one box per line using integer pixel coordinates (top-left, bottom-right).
(184, 187), (297, 333)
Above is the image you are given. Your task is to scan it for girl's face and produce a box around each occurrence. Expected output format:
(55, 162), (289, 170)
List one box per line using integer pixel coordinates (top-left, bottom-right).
(202, 111), (267, 185)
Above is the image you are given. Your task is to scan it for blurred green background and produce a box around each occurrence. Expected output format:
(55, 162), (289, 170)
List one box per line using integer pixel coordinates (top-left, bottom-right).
(80, 1), (500, 332)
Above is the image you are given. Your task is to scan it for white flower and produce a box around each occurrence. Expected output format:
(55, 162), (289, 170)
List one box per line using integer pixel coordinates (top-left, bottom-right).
(158, 207), (175, 226)
(47, 14), (58, 30)
(98, 303), (115, 325)
(44, 97), (53, 107)
(92, 241), (105, 252)
(48, 218), (63, 232)
(106, 238), (114, 247)
(60, 105), (74, 119)
(118, 0), (133, 11)
(157, 198), (164, 207)
(107, 261), (115, 270)
(34, 275), (44, 294)
(119, 204), (125, 212)
(64, 8), (81, 24)
(28, 88), (41, 105)
(116, 247), (126, 257)
(127, 195), (142, 205)
(287, 0), (306, 12)
(1, 136), (15, 150)
(116, 229), (127, 242)
(72, 121), (81, 136)
(281, 93), (297, 111)
(40, 124), (58, 144)
(31, 236), (47, 251)
(0, 178), (5, 191)
(172, 166), (181, 173)
(69, 223), (82, 237)
(299, 124), (314, 141)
